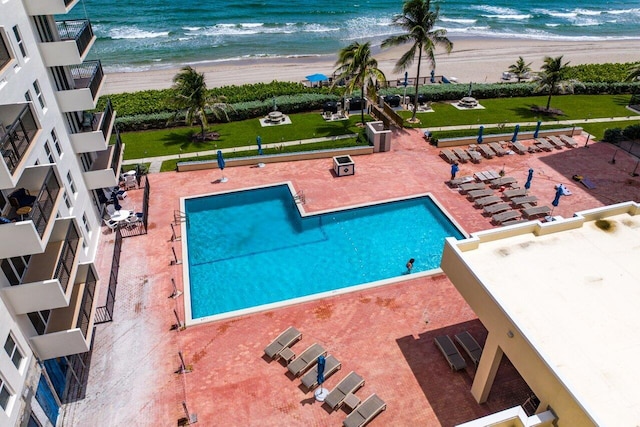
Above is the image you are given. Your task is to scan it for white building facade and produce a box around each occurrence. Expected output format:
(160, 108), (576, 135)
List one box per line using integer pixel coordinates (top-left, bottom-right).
(1, 0), (121, 425)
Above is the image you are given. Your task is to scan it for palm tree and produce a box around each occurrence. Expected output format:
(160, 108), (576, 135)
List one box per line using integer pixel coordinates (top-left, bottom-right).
(536, 56), (578, 111)
(381, 0), (452, 122)
(508, 56), (532, 83)
(333, 41), (386, 125)
(172, 66), (230, 140)
(625, 62), (640, 82)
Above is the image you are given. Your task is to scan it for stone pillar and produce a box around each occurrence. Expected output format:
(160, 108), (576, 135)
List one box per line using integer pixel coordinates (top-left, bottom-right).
(471, 331), (503, 403)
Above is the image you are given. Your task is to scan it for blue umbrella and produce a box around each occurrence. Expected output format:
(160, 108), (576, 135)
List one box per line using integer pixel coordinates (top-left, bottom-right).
(256, 136), (263, 155)
(216, 150), (228, 183)
(524, 168), (534, 190)
(403, 71), (408, 87)
(430, 69), (436, 83)
(511, 124), (520, 143)
(552, 185), (563, 207)
(305, 73), (329, 83)
(533, 121), (542, 138)
(314, 355), (328, 401)
(477, 125), (484, 144)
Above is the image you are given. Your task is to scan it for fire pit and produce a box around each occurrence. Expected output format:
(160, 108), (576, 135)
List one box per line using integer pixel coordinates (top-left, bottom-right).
(333, 155), (355, 176)
(267, 111), (284, 123)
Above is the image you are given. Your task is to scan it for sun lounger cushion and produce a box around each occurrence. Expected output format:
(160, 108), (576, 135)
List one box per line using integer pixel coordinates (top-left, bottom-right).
(342, 394), (387, 427)
(492, 210), (520, 225)
(301, 355), (341, 390)
(324, 371), (365, 410)
(523, 205), (551, 219)
(264, 326), (302, 360)
(454, 332), (483, 366)
(287, 343), (326, 377)
(483, 202), (510, 215)
(580, 177), (596, 189)
(434, 335), (466, 371)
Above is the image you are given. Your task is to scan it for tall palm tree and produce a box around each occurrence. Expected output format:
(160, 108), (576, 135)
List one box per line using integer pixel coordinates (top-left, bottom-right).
(333, 41), (386, 125)
(625, 62), (640, 82)
(508, 56), (532, 83)
(536, 56), (578, 111)
(172, 66), (230, 140)
(381, 0), (452, 122)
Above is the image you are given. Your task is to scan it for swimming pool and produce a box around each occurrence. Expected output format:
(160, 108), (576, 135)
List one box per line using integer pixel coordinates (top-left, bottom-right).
(182, 183), (464, 323)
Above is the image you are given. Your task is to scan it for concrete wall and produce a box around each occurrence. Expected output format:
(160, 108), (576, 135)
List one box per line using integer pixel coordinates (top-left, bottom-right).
(177, 146), (374, 172)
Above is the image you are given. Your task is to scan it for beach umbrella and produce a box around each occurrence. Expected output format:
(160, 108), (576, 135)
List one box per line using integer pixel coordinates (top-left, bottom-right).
(524, 168), (534, 190)
(216, 150), (228, 183)
(468, 81), (473, 97)
(403, 71), (408, 87)
(314, 355), (328, 401)
(256, 136), (263, 155)
(533, 121), (542, 138)
(550, 184), (564, 216)
(305, 73), (329, 83)
(511, 124), (520, 143)
(477, 125), (484, 144)
(430, 69), (435, 84)
(111, 191), (122, 212)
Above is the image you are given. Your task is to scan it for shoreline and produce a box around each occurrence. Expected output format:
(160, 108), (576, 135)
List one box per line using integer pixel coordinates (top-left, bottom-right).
(102, 38), (640, 95)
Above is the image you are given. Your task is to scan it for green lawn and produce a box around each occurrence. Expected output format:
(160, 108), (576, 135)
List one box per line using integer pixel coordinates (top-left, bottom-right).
(120, 113), (367, 160)
(581, 120), (640, 141)
(399, 95), (635, 128)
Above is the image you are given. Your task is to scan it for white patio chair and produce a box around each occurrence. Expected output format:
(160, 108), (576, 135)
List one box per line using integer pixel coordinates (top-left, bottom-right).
(103, 218), (119, 232)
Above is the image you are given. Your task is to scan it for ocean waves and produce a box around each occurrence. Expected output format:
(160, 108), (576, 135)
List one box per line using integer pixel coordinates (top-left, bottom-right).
(72, 0), (640, 71)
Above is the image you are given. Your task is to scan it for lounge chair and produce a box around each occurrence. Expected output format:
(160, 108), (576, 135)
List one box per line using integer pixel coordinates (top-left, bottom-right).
(559, 135), (578, 148)
(474, 195), (502, 207)
(449, 175), (475, 187)
(434, 335), (466, 371)
(492, 210), (520, 225)
(502, 188), (527, 200)
(483, 202), (510, 215)
(467, 189), (494, 200)
(580, 177), (596, 189)
(488, 142), (506, 156)
(264, 326), (302, 360)
(490, 176), (517, 188)
(440, 149), (458, 164)
(535, 138), (553, 151)
(454, 331), (483, 367)
(301, 355), (341, 391)
(511, 141), (528, 155)
(287, 343), (326, 377)
(453, 148), (470, 163)
(324, 371), (365, 411)
(511, 195), (538, 207)
(501, 218), (530, 226)
(343, 394), (387, 427)
(547, 136), (565, 149)
(459, 182), (485, 194)
(468, 150), (482, 163)
(522, 205), (551, 219)
(477, 144), (495, 159)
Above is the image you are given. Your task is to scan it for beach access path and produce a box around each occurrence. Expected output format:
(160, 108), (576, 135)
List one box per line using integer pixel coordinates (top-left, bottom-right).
(123, 115), (640, 173)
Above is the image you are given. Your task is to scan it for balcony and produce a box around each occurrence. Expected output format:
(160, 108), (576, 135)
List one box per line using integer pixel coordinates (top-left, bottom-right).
(0, 103), (40, 189)
(24, 0), (78, 16)
(39, 20), (96, 67)
(1, 218), (82, 315)
(55, 60), (105, 112)
(70, 99), (116, 153)
(1, 33), (13, 73)
(30, 263), (99, 360)
(82, 131), (124, 189)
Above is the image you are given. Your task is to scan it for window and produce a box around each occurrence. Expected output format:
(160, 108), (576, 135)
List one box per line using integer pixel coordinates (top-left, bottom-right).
(82, 213), (90, 234)
(66, 172), (76, 195)
(51, 130), (62, 156)
(24, 90), (32, 103)
(44, 142), (54, 163)
(27, 310), (50, 335)
(4, 334), (25, 370)
(1, 256), (30, 286)
(0, 31), (12, 70)
(33, 81), (45, 110)
(12, 26), (27, 58)
(0, 376), (12, 411)
(63, 191), (72, 209)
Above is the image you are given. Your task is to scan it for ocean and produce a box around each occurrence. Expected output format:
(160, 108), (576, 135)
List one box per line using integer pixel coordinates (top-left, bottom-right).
(66, 0), (640, 72)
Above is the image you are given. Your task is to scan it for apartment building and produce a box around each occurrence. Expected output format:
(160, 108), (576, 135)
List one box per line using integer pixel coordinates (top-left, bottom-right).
(1, 0), (121, 425)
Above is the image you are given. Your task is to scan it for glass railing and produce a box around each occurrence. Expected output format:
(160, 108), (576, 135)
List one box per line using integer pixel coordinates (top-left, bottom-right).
(53, 222), (80, 293)
(100, 99), (113, 138)
(76, 266), (96, 338)
(1, 105), (39, 174)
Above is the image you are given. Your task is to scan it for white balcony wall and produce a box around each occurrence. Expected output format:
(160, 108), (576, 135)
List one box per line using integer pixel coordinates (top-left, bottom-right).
(23, 0), (78, 15)
(39, 37), (95, 67)
(54, 85), (100, 112)
(69, 111), (115, 153)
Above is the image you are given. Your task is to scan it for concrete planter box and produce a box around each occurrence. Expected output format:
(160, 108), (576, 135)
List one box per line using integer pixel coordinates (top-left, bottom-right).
(333, 155), (355, 176)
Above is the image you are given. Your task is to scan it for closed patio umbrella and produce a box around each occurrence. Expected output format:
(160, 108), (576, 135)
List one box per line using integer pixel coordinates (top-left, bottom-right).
(533, 121), (542, 138)
(217, 150), (228, 183)
(511, 124), (520, 143)
(111, 191), (122, 211)
(550, 185), (564, 216)
(314, 355), (328, 402)
(256, 136), (263, 155)
(477, 125), (484, 144)
(430, 69), (436, 84)
(524, 168), (534, 190)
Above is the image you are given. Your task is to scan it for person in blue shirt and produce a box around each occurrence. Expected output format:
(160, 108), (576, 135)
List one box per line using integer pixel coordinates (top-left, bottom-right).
(450, 162), (459, 180)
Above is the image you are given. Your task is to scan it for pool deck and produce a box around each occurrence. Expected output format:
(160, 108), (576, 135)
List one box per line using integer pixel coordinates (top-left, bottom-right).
(62, 128), (640, 426)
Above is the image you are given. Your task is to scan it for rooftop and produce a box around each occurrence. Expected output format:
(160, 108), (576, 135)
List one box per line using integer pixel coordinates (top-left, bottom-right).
(63, 126), (640, 426)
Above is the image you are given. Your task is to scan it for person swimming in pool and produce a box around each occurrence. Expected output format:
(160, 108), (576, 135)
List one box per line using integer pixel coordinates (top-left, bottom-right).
(406, 258), (415, 273)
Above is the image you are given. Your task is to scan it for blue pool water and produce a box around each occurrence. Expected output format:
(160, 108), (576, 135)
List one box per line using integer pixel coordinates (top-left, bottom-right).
(185, 184), (463, 319)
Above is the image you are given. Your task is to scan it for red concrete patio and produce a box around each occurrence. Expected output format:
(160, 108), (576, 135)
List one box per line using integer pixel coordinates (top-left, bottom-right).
(62, 127), (639, 426)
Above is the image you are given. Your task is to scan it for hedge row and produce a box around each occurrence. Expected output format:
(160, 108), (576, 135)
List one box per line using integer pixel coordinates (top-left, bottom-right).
(603, 123), (640, 143)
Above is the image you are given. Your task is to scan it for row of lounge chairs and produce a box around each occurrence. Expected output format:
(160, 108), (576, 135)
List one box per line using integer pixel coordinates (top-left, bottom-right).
(440, 147), (482, 164)
(434, 331), (484, 371)
(264, 327), (386, 426)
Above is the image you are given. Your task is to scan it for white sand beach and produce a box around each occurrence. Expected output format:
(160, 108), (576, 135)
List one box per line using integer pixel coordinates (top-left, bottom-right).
(102, 38), (640, 95)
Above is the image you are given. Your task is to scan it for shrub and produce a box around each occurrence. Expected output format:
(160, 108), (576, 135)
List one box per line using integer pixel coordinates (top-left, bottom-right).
(622, 124), (640, 140)
(602, 128), (623, 143)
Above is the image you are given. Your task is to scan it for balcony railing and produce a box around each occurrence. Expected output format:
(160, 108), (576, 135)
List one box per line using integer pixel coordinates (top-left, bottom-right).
(54, 222), (81, 293)
(1, 105), (38, 174)
(67, 60), (103, 100)
(110, 129), (123, 176)
(24, 168), (61, 239)
(77, 266), (97, 338)
(56, 19), (94, 58)
(100, 99), (114, 139)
